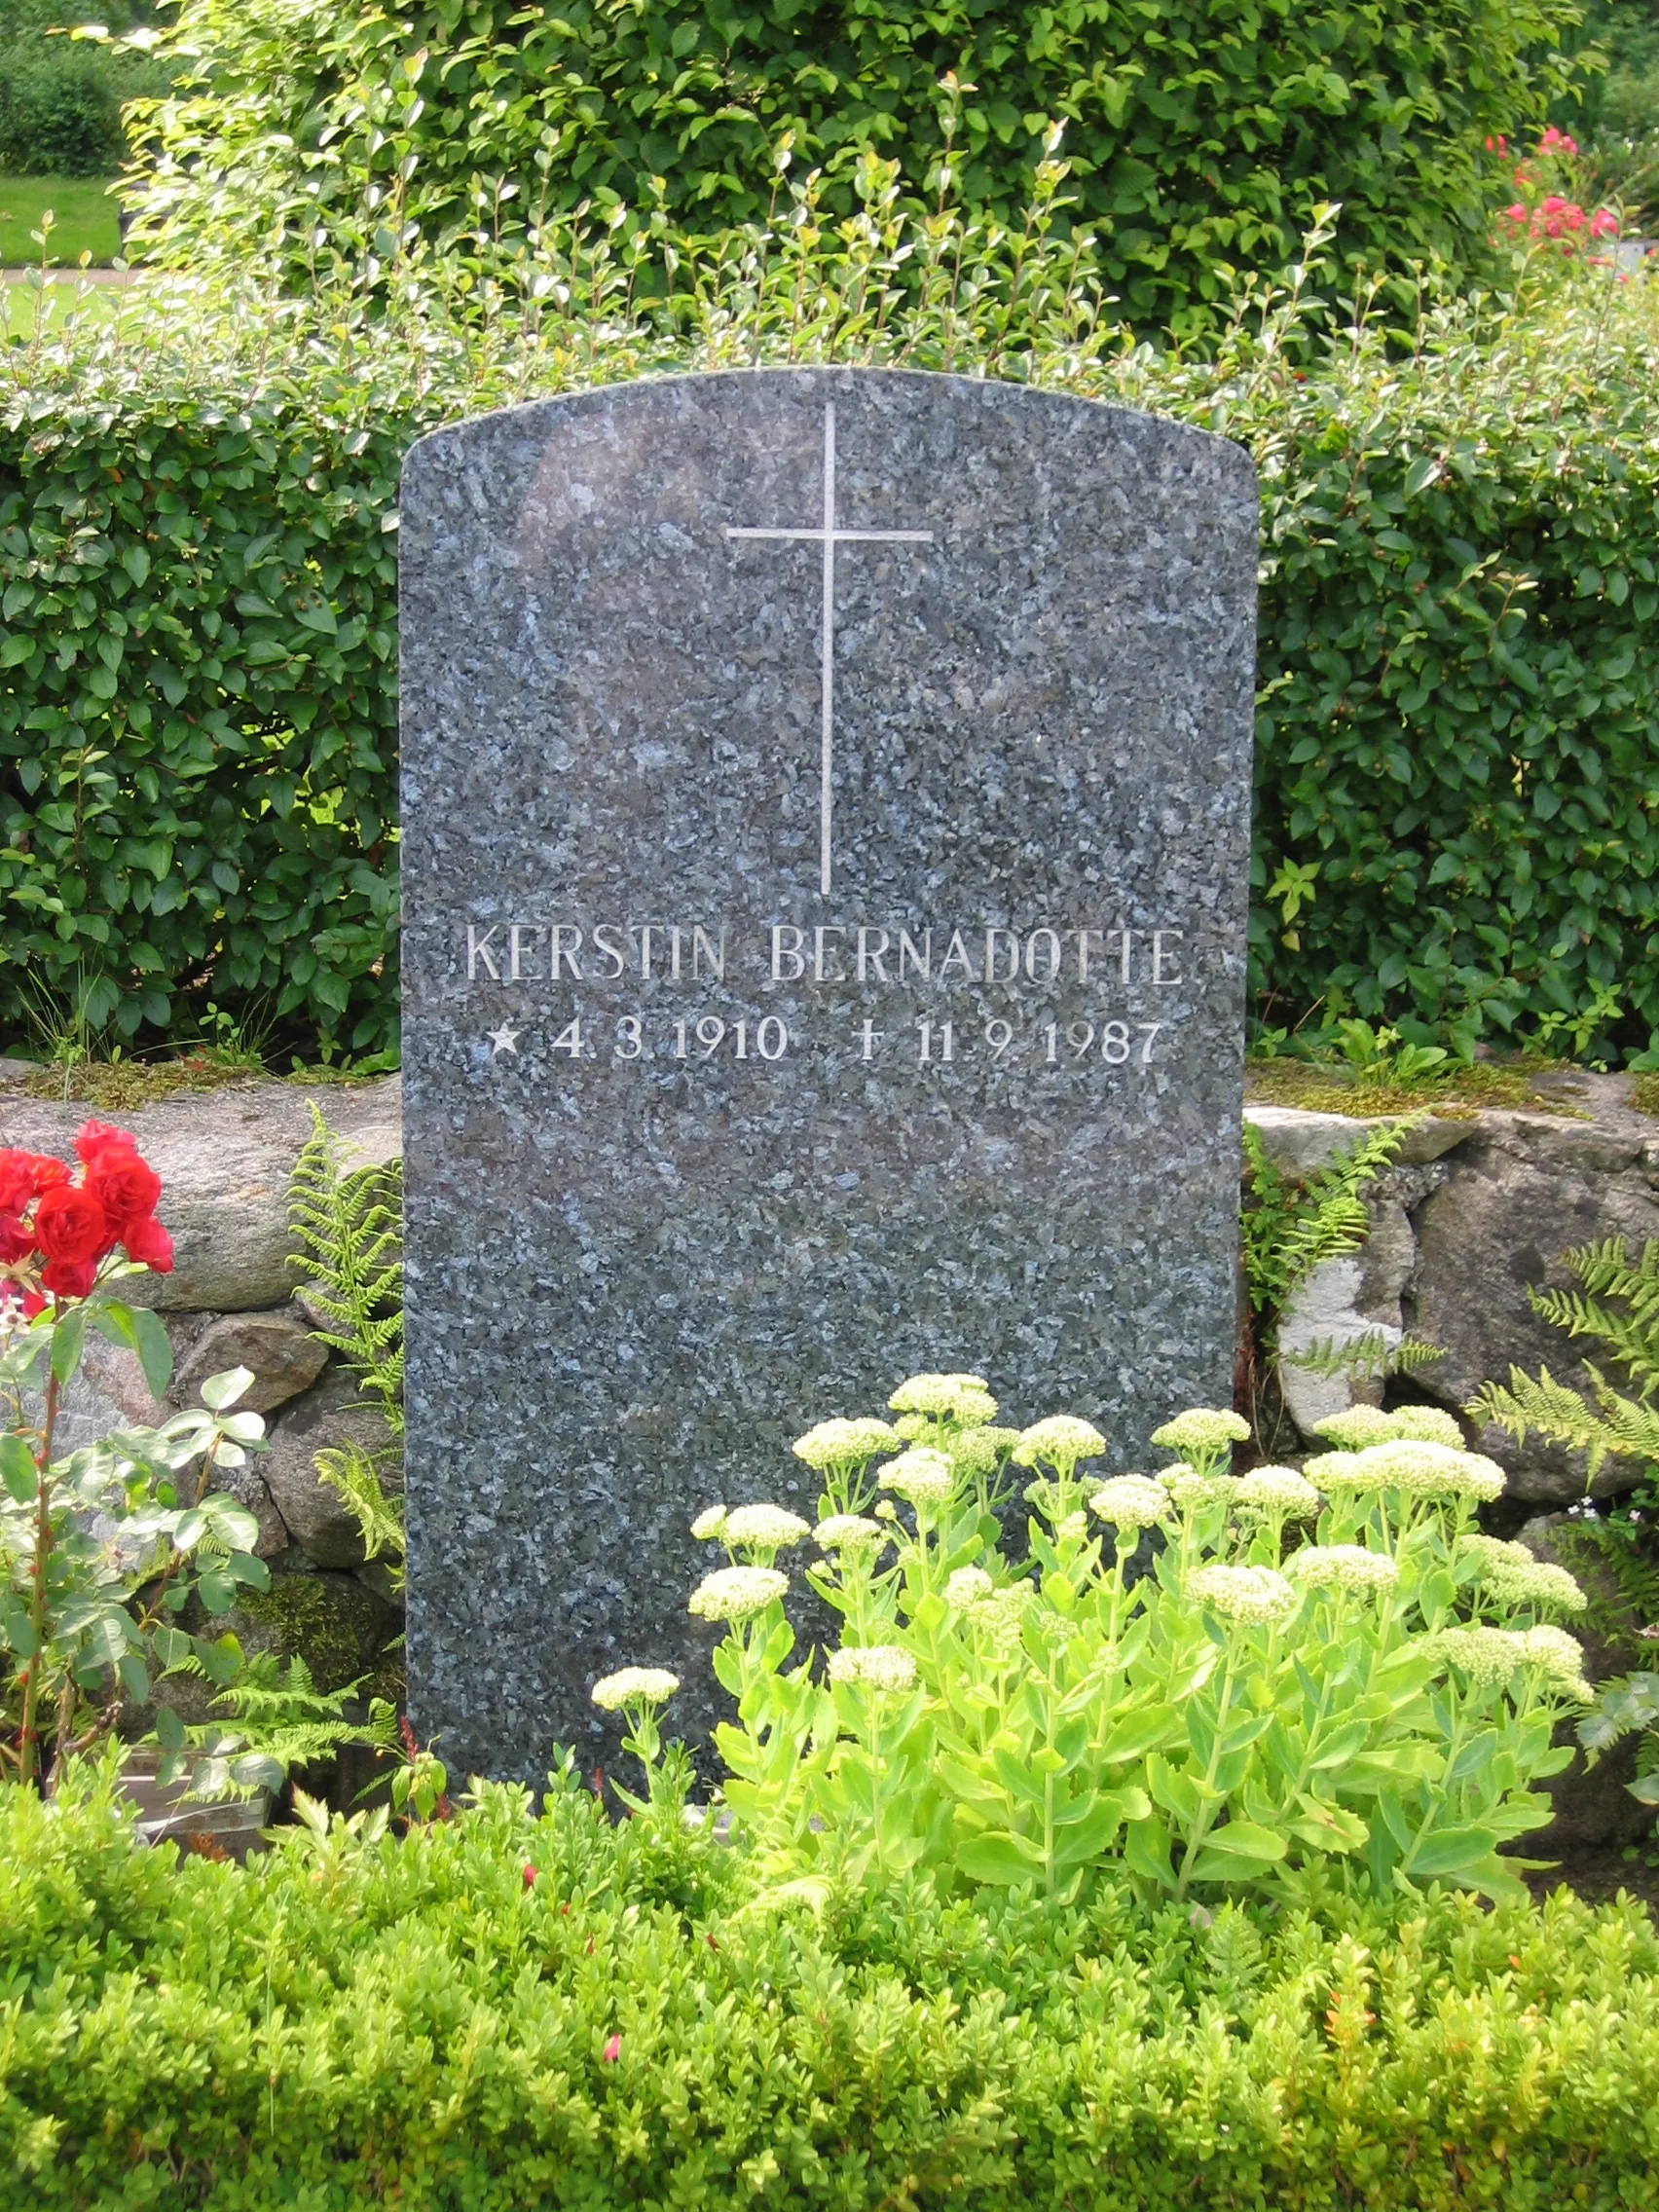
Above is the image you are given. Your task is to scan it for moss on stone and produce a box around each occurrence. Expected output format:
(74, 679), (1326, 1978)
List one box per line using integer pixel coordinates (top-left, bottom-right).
(237, 1571), (401, 1700)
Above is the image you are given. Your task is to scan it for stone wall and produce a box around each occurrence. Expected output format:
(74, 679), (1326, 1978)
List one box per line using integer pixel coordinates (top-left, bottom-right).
(1, 1068), (404, 1691)
(8, 1061), (1656, 1845)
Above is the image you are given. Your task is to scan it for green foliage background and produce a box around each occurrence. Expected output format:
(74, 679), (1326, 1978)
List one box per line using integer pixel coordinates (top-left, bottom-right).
(3, 204), (1658, 1059)
(0, 0), (171, 178)
(125, 0), (1588, 334)
(7, 1759), (1659, 2204)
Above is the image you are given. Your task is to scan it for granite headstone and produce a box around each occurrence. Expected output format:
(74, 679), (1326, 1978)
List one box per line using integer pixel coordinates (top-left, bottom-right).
(399, 367), (1257, 1777)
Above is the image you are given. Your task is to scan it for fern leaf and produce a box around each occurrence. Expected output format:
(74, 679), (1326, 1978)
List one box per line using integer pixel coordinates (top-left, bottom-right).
(316, 1441), (406, 1580)
(1284, 1328), (1444, 1382)
(287, 1103), (404, 1434)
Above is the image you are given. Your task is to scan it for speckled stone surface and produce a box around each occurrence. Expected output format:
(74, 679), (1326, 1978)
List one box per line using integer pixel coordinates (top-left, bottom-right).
(399, 368), (1257, 1777)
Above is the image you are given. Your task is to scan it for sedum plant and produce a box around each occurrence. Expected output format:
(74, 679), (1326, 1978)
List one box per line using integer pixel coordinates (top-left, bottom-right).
(607, 1379), (1593, 1906)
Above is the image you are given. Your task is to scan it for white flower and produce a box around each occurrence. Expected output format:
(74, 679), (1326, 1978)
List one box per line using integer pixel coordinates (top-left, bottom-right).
(878, 1446), (955, 1506)
(688, 1566), (789, 1623)
(1012, 1416), (1107, 1470)
(591, 1667), (680, 1712)
(1300, 1450), (1382, 1493)
(721, 1503), (811, 1551)
(1463, 1535), (1586, 1614)
(792, 1418), (901, 1470)
(1161, 1462), (1239, 1511)
(1285, 1543), (1399, 1593)
(828, 1643), (918, 1693)
(888, 1373), (999, 1426)
(1310, 1406), (1399, 1451)
(1057, 1511), (1089, 1541)
(1350, 1440), (1505, 1502)
(1088, 1475), (1171, 1530)
(1188, 1564), (1299, 1625)
(1235, 1465), (1321, 1519)
(1382, 1406), (1465, 1449)
(690, 1505), (728, 1541)
(815, 1514), (887, 1555)
(1430, 1625), (1524, 1686)
(1517, 1622), (1590, 1688)
(1151, 1409), (1250, 1455)
(944, 1566), (994, 1606)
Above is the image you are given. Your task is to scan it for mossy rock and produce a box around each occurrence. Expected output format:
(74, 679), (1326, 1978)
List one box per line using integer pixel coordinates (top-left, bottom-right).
(234, 1568), (402, 1700)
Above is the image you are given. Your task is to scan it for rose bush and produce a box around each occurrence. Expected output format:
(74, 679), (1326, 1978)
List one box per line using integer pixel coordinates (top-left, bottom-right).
(0, 1122), (270, 1788)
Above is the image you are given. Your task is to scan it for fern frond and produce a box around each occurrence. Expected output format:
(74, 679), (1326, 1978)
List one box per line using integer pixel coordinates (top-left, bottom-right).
(1241, 1113), (1424, 1323)
(1529, 1237), (1659, 1396)
(1284, 1328), (1445, 1382)
(316, 1441), (406, 1579)
(288, 1104), (404, 1434)
(1467, 1360), (1659, 1477)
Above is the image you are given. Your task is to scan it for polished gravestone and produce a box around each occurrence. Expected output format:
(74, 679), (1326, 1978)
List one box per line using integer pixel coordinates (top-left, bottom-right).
(400, 368), (1257, 1776)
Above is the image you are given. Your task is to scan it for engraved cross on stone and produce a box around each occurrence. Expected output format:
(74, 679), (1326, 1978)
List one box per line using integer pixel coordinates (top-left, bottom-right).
(726, 401), (932, 895)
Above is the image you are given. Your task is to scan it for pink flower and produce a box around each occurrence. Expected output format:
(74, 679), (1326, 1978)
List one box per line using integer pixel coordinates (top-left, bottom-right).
(523, 1862), (537, 1888)
(1591, 208), (1619, 239)
(602, 2034), (621, 2063)
(1504, 203), (1529, 224)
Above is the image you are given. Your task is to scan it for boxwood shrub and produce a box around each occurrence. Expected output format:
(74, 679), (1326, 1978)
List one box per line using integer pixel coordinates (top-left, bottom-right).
(6, 1758), (1659, 2208)
(3, 218), (1658, 1059)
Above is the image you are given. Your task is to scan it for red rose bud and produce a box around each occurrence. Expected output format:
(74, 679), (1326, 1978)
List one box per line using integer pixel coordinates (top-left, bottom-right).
(88, 1152), (162, 1236)
(523, 1862), (537, 1887)
(122, 1214), (174, 1274)
(0, 1214), (35, 1265)
(32, 1184), (110, 1270)
(40, 1255), (98, 1300)
(601, 2035), (621, 2063)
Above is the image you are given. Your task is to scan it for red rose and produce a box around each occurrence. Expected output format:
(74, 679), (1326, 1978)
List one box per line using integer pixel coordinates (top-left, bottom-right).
(0, 1213), (35, 1265)
(40, 1255), (98, 1300)
(74, 1119), (138, 1168)
(123, 1213), (174, 1274)
(88, 1152), (163, 1236)
(32, 1184), (110, 1270)
(0, 1150), (68, 1213)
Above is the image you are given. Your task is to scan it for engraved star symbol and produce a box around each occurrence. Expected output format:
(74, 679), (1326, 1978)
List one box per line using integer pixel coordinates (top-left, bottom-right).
(486, 1023), (521, 1056)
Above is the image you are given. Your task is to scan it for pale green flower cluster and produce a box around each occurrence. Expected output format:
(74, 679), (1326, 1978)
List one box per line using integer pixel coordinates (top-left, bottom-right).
(1430, 1624), (1524, 1685)
(1300, 1450), (1380, 1494)
(690, 1505), (729, 1540)
(1161, 1462), (1238, 1510)
(950, 1425), (1021, 1474)
(1151, 1408), (1250, 1456)
(1312, 1404), (1465, 1453)
(720, 1503), (811, 1552)
(888, 1373), (999, 1426)
(1057, 1511), (1090, 1542)
(591, 1667), (680, 1711)
(1088, 1474), (1171, 1530)
(1286, 1543), (1399, 1593)
(1431, 1620), (1590, 1696)
(1348, 1439), (1506, 1502)
(1013, 1416), (1107, 1470)
(1516, 1622), (1592, 1694)
(1235, 1465), (1321, 1519)
(815, 1513), (887, 1555)
(964, 1584), (1032, 1662)
(944, 1566), (995, 1606)
(688, 1566), (789, 1623)
(1188, 1563), (1299, 1625)
(1463, 1534), (1587, 1615)
(792, 1418), (901, 1470)
(828, 1643), (918, 1692)
(879, 1446), (956, 1506)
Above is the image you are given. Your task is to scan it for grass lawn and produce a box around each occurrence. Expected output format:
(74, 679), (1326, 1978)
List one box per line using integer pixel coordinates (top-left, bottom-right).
(4, 277), (128, 340)
(0, 175), (123, 266)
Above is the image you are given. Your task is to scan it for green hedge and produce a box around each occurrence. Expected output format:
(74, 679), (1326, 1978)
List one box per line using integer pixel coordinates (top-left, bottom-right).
(7, 1761), (1659, 2208)
(4, 223), (1659, 1058)
(0, 0), (173, 177)
(126, 0), (1586, 335)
